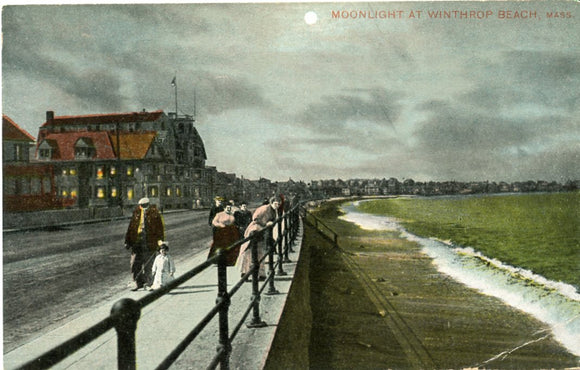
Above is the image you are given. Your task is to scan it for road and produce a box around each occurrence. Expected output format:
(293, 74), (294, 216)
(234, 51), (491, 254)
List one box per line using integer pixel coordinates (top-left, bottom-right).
(2, 210), (212, 352)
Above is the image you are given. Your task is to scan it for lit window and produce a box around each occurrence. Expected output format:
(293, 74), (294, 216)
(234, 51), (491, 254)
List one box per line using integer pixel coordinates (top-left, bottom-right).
(127, 166), (133, 176)
(166, 187), (172, 196)
(61, 189), (68, 197)
(96, 187), (105, 198)
(70, 168), (77, 176)
(110, 166), (116, 176)
(148, 186), (158, 197)
(110, 187), (117, 198)
(176, 186), (182, 197)
(96, 166), (104, 179)
(62, 169), (68, 176)
(127, 188), (134, 200)
(70, 189), (78, 198)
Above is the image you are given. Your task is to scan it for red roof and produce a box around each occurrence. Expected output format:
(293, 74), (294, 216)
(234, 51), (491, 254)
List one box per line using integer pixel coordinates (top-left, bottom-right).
(38, 130), (156, 161)
(41, 110), (165, 127)
(40, 131), (116, 160)
(3, 115), (35, 142)
(110, 132), (157, 160)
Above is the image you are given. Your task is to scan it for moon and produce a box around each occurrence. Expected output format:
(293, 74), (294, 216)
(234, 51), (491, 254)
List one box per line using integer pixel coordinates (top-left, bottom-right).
(304, 11), (318, 25)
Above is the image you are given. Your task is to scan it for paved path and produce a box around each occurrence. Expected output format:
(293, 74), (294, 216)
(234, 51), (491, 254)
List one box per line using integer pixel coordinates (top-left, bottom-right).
(4, 222), (303, 370)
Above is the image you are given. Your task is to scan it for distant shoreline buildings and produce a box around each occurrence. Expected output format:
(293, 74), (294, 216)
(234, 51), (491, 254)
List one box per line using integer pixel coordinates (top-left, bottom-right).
(3, 111), (578, 214)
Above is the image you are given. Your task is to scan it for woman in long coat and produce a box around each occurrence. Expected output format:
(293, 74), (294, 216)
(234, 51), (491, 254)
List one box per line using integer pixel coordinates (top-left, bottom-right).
(236, 197), (280, 279)
(208, 204), (241, 265)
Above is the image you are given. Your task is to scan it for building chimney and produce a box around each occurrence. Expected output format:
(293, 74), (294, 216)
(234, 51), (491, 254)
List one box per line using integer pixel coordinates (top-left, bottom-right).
(46, 111), (54, 122)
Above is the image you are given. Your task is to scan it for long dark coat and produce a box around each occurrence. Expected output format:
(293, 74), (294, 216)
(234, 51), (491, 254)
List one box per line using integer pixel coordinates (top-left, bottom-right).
(125, 205), (165, 253)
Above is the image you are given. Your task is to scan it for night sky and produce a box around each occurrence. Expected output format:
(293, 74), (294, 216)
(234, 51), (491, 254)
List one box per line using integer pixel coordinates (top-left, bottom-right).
(2, 1), (579, 182)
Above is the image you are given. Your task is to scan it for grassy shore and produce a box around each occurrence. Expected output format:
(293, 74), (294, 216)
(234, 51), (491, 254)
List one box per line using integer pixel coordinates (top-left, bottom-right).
(357, 192), (580, 289)
(302, 199), (579, 369)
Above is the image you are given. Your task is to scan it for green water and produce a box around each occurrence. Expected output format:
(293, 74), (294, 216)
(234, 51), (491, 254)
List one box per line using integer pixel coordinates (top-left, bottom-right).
(357, 192), (580, 289)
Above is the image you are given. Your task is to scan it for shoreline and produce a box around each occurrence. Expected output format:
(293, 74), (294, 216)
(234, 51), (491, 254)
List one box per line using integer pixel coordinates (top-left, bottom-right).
(306, 200), (579, 368)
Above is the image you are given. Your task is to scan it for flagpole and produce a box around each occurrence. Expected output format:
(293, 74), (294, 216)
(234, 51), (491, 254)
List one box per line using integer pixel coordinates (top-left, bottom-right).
(173, 75), (178, 116)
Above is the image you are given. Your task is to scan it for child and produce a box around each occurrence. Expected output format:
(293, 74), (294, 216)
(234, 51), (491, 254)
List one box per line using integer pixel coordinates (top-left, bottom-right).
(150, 240), (176, 290)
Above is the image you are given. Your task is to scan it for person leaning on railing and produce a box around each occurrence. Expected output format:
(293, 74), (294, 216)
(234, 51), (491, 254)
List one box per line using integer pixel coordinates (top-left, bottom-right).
(235, 196), (280, 280)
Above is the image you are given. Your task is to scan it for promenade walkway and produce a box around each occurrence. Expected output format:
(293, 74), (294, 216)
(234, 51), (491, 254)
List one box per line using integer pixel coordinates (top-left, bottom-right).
(3, 222), (303, 370)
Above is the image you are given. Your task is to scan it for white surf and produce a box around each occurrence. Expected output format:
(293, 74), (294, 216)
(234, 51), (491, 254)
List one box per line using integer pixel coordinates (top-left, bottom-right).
(340, 201), (580, 357)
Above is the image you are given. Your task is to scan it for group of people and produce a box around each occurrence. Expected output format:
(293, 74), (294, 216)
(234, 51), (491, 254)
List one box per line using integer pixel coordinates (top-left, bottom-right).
(123, 195), (283, 291)
(208, 196), (281, 280)
(124, 197), (175, 291)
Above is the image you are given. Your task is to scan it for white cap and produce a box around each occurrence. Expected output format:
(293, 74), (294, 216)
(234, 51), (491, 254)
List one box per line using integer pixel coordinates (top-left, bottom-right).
(138, 197), (150, 205)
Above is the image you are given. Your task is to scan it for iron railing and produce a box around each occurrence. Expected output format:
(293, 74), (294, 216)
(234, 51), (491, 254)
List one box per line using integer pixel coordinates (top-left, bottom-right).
(16, 203), (302, 370)
(303, 209), (339, 247)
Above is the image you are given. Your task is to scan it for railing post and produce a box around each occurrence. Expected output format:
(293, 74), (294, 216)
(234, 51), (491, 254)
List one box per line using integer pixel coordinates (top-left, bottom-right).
(266, 227), (280, 295)
(247, 236), (267, 328)
(289, 207), (297, 252)
(216, 250), (231, 369)
(276, 219), (287, 276)
(283, 215), (291, 263)
(111, 298), (140, 370)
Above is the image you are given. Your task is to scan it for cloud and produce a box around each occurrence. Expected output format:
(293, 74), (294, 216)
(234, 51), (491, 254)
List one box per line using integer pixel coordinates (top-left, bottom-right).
(2, 3), (579, 183)
(295, 87), (404, 131)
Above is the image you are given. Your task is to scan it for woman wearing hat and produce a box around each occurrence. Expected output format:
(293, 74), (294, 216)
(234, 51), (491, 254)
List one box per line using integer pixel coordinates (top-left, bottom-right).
(236, 196), (280, 279)
(208, 203), (241, 265)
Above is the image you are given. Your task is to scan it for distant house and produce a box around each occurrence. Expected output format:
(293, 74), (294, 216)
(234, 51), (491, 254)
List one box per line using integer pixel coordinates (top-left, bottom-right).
(3, 115), (61, 212)
(3, 114), (35, 163)
(33, 110), (210, 210)
(365, 179), (381, 195)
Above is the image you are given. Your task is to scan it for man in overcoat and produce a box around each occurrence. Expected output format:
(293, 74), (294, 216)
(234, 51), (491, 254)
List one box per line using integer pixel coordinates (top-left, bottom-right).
(234, 201), (252, 236)
(208, 196), (225, 232)
(125, 197), (165, 291)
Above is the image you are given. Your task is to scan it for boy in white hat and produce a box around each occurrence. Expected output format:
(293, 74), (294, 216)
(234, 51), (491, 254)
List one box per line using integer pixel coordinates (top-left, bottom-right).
(150, 240), (175, 290)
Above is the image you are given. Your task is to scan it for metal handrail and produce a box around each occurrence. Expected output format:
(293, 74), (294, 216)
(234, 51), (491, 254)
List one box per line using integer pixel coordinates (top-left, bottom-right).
(303, 209), (339, 246)
(16, 203), (303, 370)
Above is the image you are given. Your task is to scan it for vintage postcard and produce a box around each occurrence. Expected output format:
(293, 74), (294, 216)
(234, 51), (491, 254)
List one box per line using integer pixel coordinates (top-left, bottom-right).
(2, 0), (579, 368)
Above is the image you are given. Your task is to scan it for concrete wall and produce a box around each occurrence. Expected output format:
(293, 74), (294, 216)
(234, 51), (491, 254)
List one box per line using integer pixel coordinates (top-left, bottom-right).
(263, 239), (312, 370)
(3, 207), (124, 230)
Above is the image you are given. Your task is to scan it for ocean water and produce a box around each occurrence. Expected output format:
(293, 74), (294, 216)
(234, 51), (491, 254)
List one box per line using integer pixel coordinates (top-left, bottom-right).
(340, 201), (580, 358)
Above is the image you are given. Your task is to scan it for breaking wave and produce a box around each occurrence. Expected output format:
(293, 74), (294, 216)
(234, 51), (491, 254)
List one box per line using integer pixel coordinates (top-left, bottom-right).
(340, 201), (580, 357)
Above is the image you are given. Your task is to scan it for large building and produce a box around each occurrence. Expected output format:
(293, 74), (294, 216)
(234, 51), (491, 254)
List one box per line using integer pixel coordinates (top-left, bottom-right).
(34, 110), (211, 210)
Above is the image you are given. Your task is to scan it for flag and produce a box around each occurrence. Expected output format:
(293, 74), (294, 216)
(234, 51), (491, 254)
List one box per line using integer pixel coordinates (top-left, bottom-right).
(171, 77), (176, 86)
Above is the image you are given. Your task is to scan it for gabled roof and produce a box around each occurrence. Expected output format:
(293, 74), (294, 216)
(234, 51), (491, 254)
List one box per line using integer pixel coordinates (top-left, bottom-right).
(3, 115), (35, 142)
(39, 131), (116, 160)
(41, 110), (165, 127)
(37, 130), (158, 161)
(109, 132), (157, 160)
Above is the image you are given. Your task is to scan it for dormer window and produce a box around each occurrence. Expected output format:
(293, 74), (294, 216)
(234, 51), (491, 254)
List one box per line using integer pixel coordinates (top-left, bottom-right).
(39, 149), (51, 159)
(37, 140), (54, 160)
(74, 138), (95, 159)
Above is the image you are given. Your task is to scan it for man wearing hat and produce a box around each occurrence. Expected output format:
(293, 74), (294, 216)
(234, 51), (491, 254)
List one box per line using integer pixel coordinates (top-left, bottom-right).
(234, 201), (252, 236)
(208, 196), (224, 231)
(125, 197), (165, 291)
